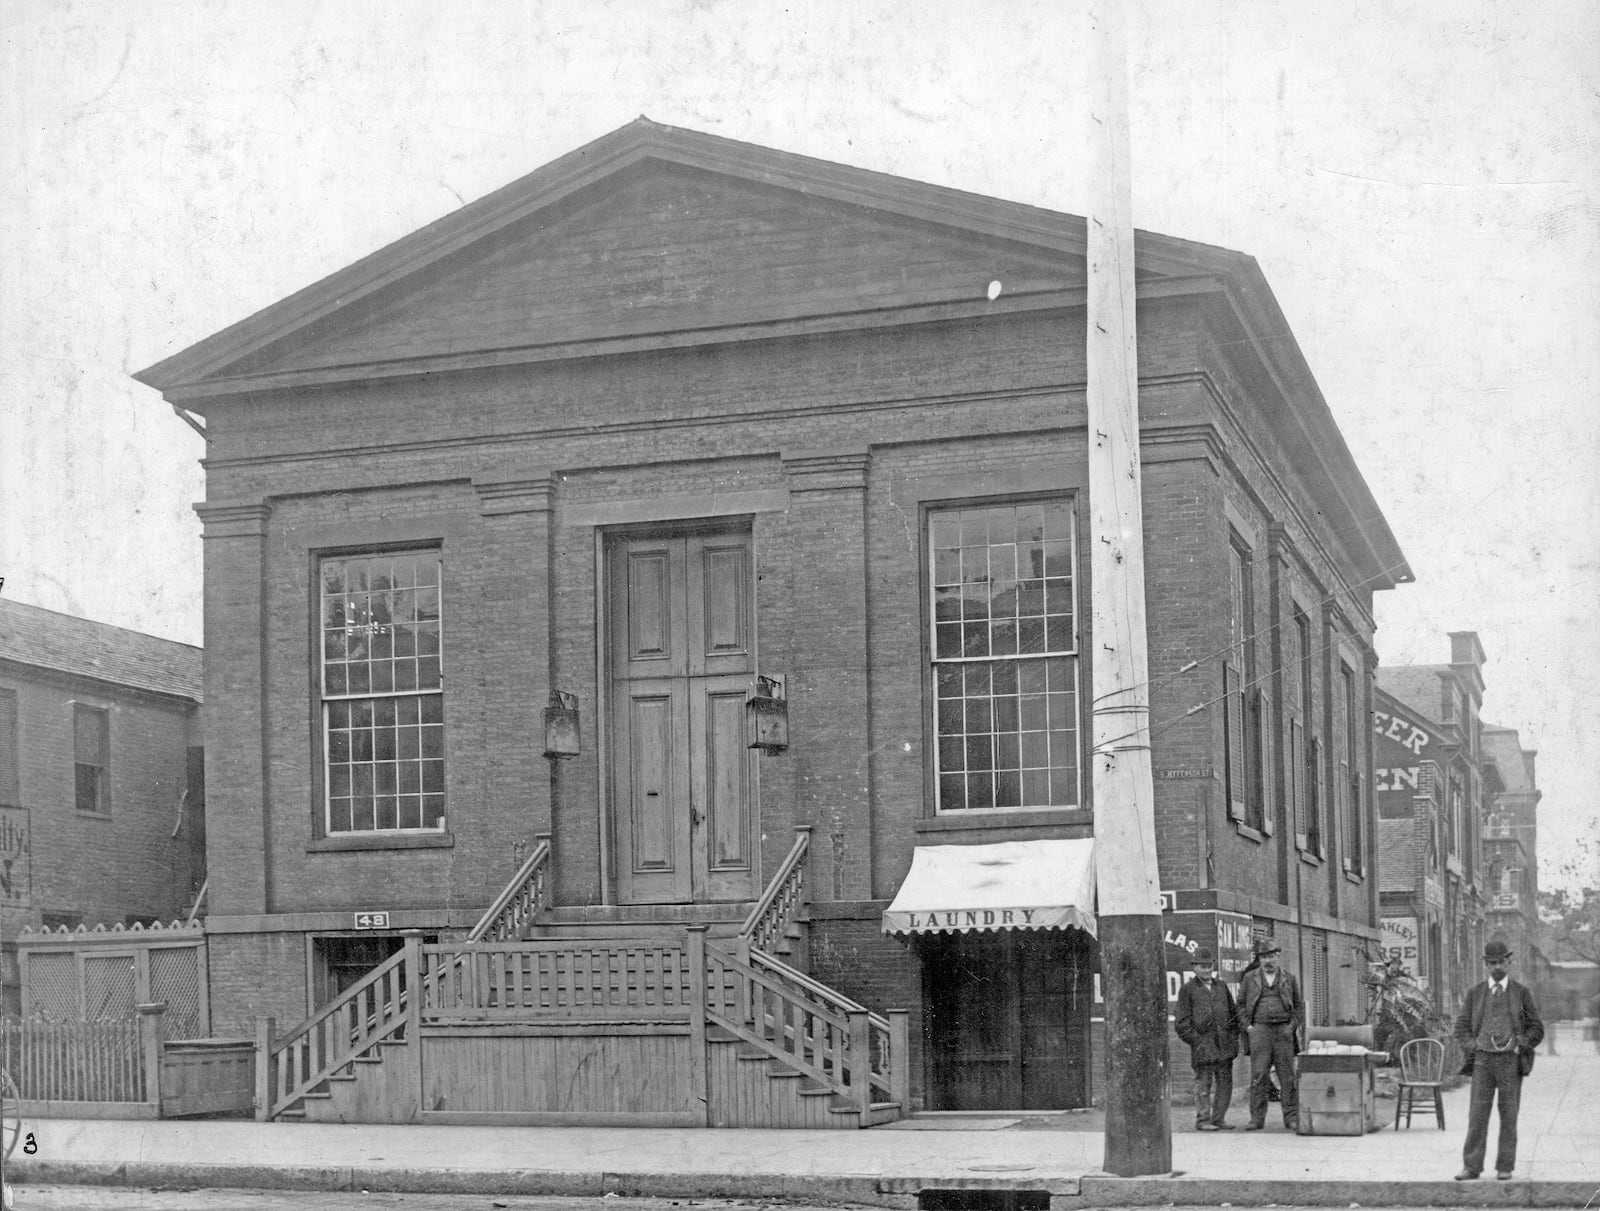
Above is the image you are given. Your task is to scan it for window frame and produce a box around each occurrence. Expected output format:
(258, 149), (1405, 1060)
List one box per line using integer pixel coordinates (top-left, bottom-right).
(925, 495), (1084, 816)
(1292, 608), (1323, 856)
(1339, 660), (1364, 877)
(72, 702), (110, 816)
(1222, 534), (1264, 833)
(0, 686), (19, 807)
(316, 547), (448, 837)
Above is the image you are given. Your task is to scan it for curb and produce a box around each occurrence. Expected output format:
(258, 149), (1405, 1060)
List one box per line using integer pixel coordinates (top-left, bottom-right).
(9, 1161), (1600, 1209)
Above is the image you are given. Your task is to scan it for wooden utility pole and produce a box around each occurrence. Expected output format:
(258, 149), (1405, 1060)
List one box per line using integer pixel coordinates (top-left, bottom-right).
(1085, 4), (1173, 1178)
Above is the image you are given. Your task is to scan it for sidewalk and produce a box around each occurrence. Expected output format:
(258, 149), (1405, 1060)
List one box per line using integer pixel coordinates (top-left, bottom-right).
(10, 1035), (1599, 1208)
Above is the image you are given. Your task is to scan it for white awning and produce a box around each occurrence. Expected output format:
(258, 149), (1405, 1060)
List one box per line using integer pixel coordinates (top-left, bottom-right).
(881, 839), (1097, 937)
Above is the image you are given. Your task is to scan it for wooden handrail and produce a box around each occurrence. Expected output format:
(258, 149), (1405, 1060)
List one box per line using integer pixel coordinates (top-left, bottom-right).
(704, 940), (897, 1106)
(747, 947), (889, 1033)
(265, 946), (409, 1118)
(271, 949), (406, 1053)
(739, 825), (810, 949)
(468, 835), (551, 943)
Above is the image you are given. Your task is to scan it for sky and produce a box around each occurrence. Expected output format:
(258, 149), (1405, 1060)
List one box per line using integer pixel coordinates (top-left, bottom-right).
(2, 0), (1597, 893)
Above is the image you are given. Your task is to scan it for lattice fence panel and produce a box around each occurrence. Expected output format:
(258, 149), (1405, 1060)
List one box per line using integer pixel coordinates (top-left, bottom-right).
(150, 947), (203, 1038)
(24, 952), (77, 1019)
(83, 954), (137, 1020)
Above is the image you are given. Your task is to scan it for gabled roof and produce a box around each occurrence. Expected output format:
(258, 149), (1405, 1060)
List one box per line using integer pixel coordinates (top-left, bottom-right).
(1377, 666), (1451, 726)
(134, 117), (1409, 589)
(0, 599), (202, 703)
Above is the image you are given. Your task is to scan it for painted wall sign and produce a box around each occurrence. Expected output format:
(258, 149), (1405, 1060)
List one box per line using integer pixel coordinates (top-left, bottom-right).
(1373, 708), (1443, 814)
(1091, 907), (1253, 1019)
(0, 807), (30, 907)
(353, 911), (390, 929)
(1381, 916), (1423, 986)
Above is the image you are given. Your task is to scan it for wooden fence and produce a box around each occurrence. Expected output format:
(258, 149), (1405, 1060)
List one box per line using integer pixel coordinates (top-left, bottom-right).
(1, 1004), (254, 1119)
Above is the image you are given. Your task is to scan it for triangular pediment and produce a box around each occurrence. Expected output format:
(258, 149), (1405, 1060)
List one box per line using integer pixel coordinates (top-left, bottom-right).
(138, 119), (1235, 401)
(227, 162), (1086, 381)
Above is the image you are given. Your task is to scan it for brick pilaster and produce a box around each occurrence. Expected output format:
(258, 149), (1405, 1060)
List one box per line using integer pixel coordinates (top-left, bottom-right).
(195, 498), (271, 915)
(780, 448), (872, 901)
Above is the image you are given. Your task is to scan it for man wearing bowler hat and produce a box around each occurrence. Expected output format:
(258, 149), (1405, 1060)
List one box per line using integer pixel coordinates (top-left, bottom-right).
(1238, 937), (1303, 1130)
(1175, 946), (1243, 1130)
(1453, 939), (1544, 1182)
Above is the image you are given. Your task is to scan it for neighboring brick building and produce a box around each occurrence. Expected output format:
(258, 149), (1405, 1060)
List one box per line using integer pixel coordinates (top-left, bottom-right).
(134, 120), (1409, 1112)
(1375, 633), (1491, 1013)
(1480, 723), (1549, 993)
(0, 599), (205, 1014)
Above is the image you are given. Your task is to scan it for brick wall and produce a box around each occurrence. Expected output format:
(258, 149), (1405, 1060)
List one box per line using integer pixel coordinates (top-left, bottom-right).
(206, 930), (308, 1033)
(0, 670), (201, 930)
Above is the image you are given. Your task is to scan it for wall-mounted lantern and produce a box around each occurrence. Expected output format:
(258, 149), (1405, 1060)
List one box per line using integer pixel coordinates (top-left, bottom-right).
(746, 674), (789, 754)
(543, 691), (581, 759)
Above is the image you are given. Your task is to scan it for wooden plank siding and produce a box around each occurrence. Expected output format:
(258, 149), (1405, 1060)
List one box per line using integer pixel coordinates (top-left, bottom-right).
(417, 1027), (699, 1122)
(705, 1037), (848, 1129)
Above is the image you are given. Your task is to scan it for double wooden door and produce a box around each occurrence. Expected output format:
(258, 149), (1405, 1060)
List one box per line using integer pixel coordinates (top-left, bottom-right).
(922, 931), (1092, 1110)
(608, 527), (757, 904)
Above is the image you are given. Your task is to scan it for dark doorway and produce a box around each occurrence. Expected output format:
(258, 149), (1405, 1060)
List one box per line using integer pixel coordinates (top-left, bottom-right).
(921, 929), (1092, 1110)
(311, 934), (405, 1008)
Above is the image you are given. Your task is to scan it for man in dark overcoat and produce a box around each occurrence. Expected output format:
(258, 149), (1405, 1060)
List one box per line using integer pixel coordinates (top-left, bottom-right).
(1238, 938), (1303, 1131)
(1174, 945), (1242, 1130)
(1453, 939), (1544, 1182)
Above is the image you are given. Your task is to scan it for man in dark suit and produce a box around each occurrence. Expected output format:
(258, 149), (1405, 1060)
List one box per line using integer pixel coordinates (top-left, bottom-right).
(1175, 946), (1243, 1130)
(1238, 938), (1304, 1131)
(1454, 939), (1544, 1182)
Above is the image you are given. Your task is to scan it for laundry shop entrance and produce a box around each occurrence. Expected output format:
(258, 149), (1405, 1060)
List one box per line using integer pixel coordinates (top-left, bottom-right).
(919, 927), (1094, 1111)
(885, 839), (1101, 1113)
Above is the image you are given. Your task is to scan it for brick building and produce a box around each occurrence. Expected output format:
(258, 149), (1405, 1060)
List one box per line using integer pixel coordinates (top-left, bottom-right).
(1480, 723), (1549, 992)
(0, 599), (205, 1015)
(135, 120), (1408, 1114)
(1375, 633), (1491, 1012)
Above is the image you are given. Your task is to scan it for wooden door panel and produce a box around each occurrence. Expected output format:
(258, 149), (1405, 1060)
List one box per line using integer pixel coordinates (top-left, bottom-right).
(614, 683), (692, 902)
(688, 536), (751, 677)
(613, 539), (688, 680)
(695, 679), (756, 899)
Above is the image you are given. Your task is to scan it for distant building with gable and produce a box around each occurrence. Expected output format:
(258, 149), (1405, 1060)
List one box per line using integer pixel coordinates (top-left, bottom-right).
(0, 599), (205, 1016)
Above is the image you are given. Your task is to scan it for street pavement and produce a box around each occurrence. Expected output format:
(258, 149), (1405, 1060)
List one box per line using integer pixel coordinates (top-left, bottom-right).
(7, 1023), (1598, 1208)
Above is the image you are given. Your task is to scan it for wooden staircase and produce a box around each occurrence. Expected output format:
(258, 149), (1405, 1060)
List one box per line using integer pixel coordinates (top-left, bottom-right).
(256, 826), (904, 1127)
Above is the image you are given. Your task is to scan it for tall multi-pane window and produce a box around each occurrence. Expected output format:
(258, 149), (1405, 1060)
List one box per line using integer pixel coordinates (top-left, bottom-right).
(320, 551), (445, 833)
(929, 500), (1080, 812)
(1223, 538), (1262, 829)
(73, 704), (109, 814)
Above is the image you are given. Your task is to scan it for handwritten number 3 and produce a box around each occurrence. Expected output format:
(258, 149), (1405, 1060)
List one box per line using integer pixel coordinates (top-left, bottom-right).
(22, 1132), (37, 1154)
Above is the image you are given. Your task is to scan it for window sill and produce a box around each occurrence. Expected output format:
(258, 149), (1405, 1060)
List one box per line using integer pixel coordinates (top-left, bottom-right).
(308, 832), (455, 853)
(915, 809), (1086, 833)
(1297, 846), (1324, 867)
(75, 810), (113, 821)
(1231, 820), (1265, 843)
(1342, 860), (1365, 883)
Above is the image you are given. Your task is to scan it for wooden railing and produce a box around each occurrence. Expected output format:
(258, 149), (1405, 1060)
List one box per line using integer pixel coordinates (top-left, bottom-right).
(704, 940), (907, 1111)
(468, 834), (551, 943)
(421, 939), (695, 1023)
(739, 825), (810, 956)
(261, 946), (409, 1120)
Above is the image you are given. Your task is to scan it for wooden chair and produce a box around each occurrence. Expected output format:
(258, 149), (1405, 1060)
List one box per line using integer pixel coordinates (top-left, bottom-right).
(1394, 1037), (1446, 1129)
